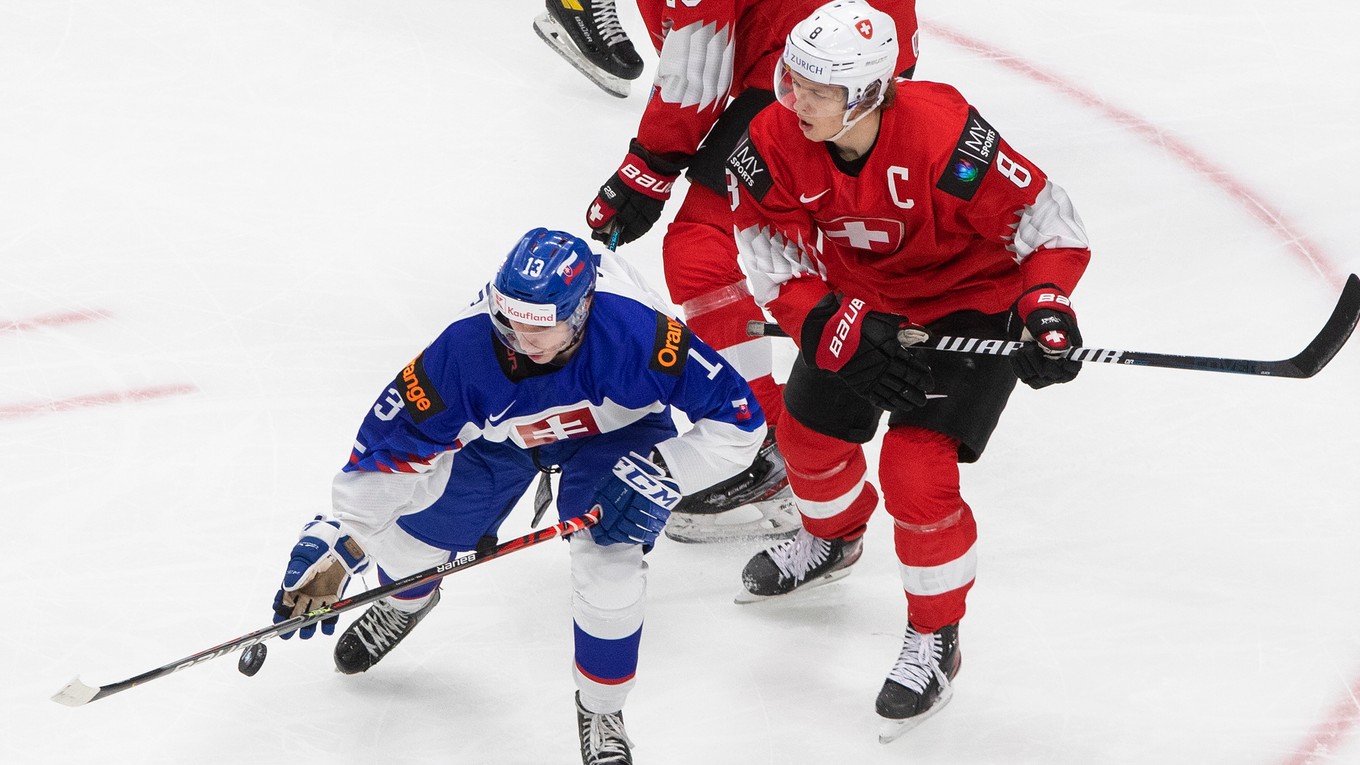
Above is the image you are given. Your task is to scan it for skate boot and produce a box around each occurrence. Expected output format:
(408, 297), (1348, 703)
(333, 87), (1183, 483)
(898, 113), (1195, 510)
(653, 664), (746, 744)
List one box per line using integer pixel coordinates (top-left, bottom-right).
(876, 622), (961, 743)
(333, 590), (440, 674)
(533, 0), (644, 99)
(664, 429), (801, 544)
(735, 528), (863, 603)
(576, 692), (634, 765)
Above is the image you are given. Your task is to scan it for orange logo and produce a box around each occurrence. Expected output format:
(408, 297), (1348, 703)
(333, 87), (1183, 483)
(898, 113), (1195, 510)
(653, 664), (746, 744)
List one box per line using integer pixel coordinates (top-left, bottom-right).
(655, 316), (684, 368)
(401, 359), (433, 412)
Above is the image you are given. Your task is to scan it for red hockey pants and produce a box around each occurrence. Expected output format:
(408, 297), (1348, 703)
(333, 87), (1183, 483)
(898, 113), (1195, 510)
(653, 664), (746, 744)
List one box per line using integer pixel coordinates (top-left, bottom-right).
(777, 415), (977, 631)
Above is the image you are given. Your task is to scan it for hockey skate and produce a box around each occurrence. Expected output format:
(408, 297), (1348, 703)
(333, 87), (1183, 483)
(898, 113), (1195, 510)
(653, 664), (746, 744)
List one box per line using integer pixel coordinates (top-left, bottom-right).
(734, 528), (863, 604)
(333, 590), (440, 674)
(576, 692), (635, 765)
(533, 0), (643, 99)
(664, 430), (800, 544)
(876, 622), (961, 743)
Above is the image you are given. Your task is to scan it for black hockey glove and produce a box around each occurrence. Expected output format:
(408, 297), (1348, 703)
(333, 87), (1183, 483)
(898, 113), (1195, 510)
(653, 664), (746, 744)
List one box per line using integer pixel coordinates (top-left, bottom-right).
(1011, 283), (1083, 389)
(800, 293), (934, 412)
(586, 140), (683, 247)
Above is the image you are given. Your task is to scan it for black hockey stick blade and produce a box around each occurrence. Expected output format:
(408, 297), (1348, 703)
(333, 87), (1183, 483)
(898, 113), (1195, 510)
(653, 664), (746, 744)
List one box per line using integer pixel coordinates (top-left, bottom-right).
(1278, 273), (1360, 377)
(51, 508), (601, 707)
(745, 273), (1360, 378)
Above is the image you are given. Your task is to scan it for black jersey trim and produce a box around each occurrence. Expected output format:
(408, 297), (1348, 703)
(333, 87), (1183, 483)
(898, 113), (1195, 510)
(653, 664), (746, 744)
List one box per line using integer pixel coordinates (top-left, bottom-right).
(649, 313), (691, 376)
(936, 107), (999, 201)
(726, 132), (774, 202)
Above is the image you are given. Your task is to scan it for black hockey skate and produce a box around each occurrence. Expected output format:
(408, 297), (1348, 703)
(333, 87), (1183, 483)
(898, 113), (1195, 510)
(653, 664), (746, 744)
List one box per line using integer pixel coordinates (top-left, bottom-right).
(876, 622), (961, 743)
(665, 429), (800, 544)
(576, 692), (635, 765)
(334, 590), (440, 674)
(735, 528), (863, 603)
(533, 0), (643, 99)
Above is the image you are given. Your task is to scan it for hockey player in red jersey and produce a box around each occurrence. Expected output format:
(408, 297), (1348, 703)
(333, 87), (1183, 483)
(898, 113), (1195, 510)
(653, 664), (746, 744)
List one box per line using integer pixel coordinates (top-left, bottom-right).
(584, 0), (919, 543)
(726, 0), (1091, 741)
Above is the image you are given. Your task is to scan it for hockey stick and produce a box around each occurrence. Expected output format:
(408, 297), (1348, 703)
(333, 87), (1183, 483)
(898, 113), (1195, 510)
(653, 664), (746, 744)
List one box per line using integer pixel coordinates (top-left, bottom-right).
(747, 274), (1360, 379)
(51, 508), (601, 707)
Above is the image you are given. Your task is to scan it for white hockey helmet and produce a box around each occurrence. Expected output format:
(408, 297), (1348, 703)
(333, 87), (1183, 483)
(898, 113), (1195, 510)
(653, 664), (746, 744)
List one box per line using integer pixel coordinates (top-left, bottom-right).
(775, 0), (898, 133)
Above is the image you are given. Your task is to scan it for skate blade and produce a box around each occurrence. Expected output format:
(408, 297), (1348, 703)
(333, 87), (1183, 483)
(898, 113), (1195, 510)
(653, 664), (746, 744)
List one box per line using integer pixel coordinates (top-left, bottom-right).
(877, 684), (955, 744)
(664, 497), (800, 544)
(532, 13), (630, 98)
(733, 565), (854, 605)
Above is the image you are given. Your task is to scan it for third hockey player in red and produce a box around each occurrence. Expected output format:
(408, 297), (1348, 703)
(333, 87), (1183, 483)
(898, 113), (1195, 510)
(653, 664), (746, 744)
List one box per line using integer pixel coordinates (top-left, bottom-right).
(726, 0), (1092, 741)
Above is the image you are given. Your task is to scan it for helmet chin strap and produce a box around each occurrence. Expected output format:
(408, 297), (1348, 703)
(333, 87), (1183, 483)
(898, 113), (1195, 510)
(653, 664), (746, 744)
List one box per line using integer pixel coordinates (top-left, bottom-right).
(828, 95), (882, 142)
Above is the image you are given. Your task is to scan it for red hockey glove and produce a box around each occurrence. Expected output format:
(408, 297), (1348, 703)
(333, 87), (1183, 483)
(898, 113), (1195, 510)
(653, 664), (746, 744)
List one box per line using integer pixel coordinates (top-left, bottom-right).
(1011, 284), (1083, 389)
(586, 140), (683, 246)
(800, 293), (934, 412)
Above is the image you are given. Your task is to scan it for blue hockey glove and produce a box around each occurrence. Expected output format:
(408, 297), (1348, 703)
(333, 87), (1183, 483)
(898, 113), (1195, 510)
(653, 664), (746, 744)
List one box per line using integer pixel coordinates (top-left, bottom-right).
(589, 452), (682, 547)
(272, 516), (369, 639)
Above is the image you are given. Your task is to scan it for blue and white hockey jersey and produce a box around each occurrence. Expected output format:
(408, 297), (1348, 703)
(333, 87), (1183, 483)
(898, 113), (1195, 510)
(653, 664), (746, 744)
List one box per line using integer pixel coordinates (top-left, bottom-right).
(331, 252), (766, 539)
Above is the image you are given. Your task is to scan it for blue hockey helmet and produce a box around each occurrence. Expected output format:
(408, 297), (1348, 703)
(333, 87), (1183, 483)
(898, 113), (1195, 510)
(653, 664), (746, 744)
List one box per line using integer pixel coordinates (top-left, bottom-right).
(489, 228), (598, 356)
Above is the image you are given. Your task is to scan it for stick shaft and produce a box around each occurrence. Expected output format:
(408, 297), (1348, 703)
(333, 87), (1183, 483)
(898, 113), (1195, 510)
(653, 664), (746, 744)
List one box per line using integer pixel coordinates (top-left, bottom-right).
(745, 274), (1360, 379)
(52, 509), (601, 707)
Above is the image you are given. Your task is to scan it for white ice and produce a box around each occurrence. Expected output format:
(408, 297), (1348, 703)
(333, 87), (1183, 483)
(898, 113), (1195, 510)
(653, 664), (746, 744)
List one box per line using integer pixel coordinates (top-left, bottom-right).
(3, 2), (1359, 763)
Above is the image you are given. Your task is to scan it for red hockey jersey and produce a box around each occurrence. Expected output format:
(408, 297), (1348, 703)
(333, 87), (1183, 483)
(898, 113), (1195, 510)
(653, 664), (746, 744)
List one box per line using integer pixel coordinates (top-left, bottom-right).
(633, 0), (918, 163)
(727, 78), (1092, 334)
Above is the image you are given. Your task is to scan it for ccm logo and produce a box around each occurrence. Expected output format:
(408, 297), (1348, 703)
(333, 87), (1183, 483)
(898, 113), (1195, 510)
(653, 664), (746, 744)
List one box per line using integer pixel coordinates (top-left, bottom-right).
(621, 162), (673, 195)
(828, 299), (865, 358)
(401, 360), (435, 412)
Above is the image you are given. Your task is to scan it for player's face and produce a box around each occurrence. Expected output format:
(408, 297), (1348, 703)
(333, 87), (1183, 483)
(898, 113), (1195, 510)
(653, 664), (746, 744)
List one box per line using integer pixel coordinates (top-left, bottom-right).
(507, 319), (577, 363)
(781, 71), (850, 141)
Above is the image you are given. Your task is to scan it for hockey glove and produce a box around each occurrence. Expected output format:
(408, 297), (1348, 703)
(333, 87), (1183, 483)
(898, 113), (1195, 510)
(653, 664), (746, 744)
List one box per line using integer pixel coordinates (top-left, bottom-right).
(586, 140), (683, 247)
(800, 293), (935, 412)
(589, 451), (682, 547)
(272, 516), (369, 639)
(1011, 284), (1083, 389)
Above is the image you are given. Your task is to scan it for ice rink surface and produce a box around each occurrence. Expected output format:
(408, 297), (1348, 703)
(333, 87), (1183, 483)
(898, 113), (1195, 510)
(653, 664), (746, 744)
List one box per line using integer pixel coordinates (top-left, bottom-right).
(3, 1), (1358, 763)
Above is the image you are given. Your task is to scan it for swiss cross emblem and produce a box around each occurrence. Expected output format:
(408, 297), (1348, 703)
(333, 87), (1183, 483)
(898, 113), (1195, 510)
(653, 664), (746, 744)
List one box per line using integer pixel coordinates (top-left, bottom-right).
(516, 407), (602, 447)
(820, 216), (904, 254)
(1042, 329), (1070, 349)
(857, 20), (873, 39)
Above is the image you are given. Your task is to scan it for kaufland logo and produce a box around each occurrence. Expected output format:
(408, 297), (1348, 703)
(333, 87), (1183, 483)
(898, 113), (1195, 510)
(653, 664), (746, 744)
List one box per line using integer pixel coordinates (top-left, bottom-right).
(492, 288), (556, 326)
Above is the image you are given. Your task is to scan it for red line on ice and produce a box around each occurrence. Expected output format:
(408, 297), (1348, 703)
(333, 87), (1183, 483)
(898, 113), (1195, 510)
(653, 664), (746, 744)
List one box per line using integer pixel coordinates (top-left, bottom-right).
(928, 21), (1360, 763)
(0, 384), (197, 420)
(0, 309), (113, 334)
(927, 21), (1347, 290)
(1279, 673), (1360, 765)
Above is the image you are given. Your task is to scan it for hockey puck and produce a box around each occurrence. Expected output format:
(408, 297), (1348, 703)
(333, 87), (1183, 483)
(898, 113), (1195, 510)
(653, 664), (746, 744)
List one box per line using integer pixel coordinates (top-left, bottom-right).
(237, 643), (267, 677)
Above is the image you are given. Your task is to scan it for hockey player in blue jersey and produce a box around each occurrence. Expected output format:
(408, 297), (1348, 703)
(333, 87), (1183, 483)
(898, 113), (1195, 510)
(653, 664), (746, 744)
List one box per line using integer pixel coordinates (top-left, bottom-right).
(268, 228), (765, 764)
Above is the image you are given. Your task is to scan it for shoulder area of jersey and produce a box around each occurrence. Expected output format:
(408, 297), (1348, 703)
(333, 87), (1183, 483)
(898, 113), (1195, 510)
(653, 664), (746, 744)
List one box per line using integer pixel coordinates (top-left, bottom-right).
(595, 248), (673, 315)
(892, 77), (967, 109)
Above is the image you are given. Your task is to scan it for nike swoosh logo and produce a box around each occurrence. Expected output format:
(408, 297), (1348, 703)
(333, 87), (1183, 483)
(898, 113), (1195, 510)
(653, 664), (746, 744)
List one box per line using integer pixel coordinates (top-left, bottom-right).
(925, 394), (949, 400)
(487, 402), (515, 423)
(799, 189), (830, 204)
